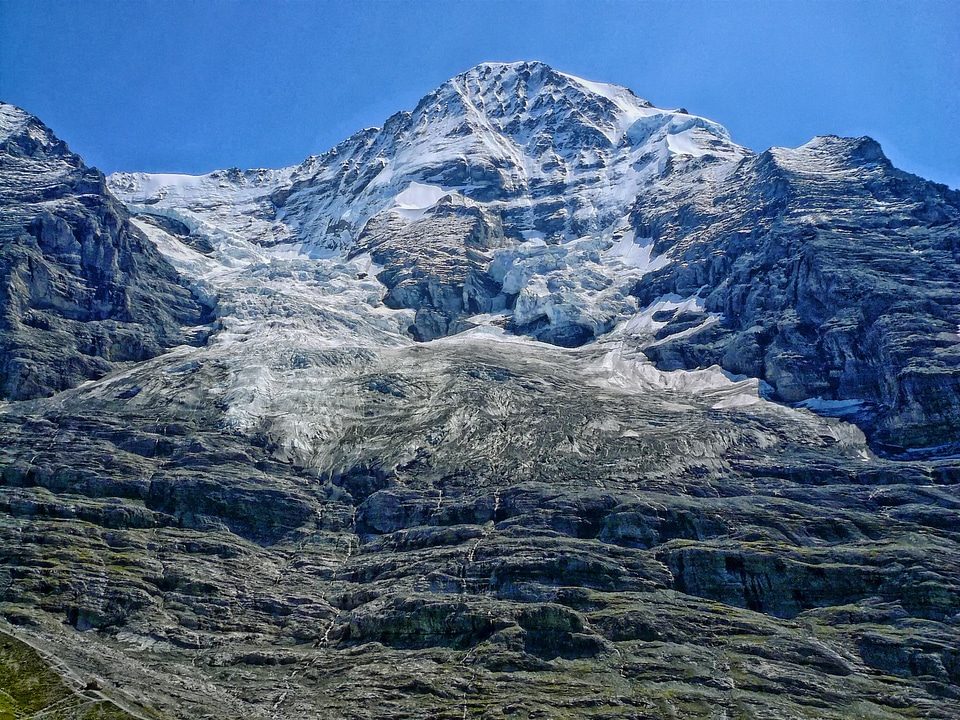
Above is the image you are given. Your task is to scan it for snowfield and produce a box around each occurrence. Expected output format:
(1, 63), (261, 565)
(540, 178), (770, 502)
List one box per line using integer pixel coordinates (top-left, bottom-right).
(103, 61), (873, 462)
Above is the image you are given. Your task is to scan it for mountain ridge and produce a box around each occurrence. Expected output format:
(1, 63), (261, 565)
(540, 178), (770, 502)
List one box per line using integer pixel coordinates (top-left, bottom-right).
(97, 60), (960, 455)
(1, 62), (959, 718)
(0, 103), (210, 401)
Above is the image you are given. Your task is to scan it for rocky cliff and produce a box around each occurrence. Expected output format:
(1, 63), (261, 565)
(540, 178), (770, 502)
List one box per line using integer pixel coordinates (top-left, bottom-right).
(107, 62), (960, 455)
(0, 104), (210, 401)
(631, 135), (960, 455)
(1, 63), (959, 718)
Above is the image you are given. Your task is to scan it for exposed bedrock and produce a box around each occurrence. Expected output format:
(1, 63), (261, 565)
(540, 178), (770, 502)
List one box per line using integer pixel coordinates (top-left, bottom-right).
(632, 137), (960, 454)
(1, 333), (959, 717)
(0, 103), (211, 401)
(353, 195), (509, 341)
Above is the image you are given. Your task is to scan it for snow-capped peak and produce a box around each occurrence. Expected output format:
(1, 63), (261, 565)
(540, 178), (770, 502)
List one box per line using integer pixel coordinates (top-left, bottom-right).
(108, 61), (747, 255)
(419, 60), (660, 150)
(0, 103), (34, 143)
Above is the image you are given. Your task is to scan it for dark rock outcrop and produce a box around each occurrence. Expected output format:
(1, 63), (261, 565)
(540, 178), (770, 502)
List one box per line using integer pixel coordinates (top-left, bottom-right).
(632, 136), (960, 454)
(3, 67), (960, 719)
(353, 194), (509, 340)
(0, 103), (210, 400)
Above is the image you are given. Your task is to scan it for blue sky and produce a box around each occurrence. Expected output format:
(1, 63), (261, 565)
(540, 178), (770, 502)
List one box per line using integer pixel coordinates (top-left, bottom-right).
(2, 0), (958, 188)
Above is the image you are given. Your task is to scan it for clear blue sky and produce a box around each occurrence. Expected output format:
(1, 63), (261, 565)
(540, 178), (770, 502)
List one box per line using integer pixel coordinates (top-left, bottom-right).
(2, 0), (958, 189)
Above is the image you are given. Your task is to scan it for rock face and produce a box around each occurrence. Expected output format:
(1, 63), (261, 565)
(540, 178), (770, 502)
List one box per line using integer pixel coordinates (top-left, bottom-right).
(1, 63), (960, 719)
(106, 62), (960, 454)
(0, 103), (210, 401)
(354, 193), (510, 340)
(630, 135), (960, 454)
(1, 336), (959, 719)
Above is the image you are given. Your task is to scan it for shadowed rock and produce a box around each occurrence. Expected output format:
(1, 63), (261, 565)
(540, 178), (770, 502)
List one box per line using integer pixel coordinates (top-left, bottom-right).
(0, 103), (211, 400)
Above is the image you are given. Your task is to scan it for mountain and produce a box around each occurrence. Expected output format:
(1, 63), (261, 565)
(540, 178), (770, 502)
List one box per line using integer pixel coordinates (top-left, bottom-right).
(631, 135), (960, 454)
(107, 61), (960, 456)
(0, 104), (210, 400)
(1, 62), (959, 719)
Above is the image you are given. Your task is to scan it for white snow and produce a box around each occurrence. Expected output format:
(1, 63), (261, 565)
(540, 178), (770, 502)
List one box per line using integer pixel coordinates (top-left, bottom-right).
(619, 294), (707, 337)
(109, 61), (747, 264)
(557, 70), (659, 140)
(588, 343), (763, 408)
(266, 243), (339, 261)
(603, 230), (669, 272)
(666, 129), (710, 157)
(647, 314), (720, 347)
(429, 322), (540, 347)
(110, 167), (301, 249)
(392, 182), (448, 220)
(127, 172), (208, 196)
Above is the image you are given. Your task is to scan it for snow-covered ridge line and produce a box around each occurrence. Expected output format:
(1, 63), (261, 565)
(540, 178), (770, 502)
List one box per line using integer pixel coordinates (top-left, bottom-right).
(104, 61), (754, 370)
(108, 60), (748, 255)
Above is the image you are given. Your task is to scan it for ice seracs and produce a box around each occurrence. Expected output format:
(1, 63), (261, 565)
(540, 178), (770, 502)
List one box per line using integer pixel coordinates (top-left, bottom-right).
(101, 60), (960, 453)
(98, 62), (769, 452)
(105, 60), (750, 354)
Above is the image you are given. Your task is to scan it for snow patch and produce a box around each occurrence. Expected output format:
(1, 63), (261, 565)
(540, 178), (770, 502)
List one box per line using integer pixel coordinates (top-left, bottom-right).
(796, 397), (866, 417)
(134, 172), (208, 195)
(557, 71), (658, 139)
(589, 344), (762, 407)
(667, 129), (710, 158)
(130, 218), (218, 277)
(392, 182), (448, 220)
(604, 230), (668, 273)
(430, 323), (541, 347)
(619, 294), (706, 336)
